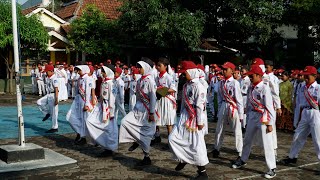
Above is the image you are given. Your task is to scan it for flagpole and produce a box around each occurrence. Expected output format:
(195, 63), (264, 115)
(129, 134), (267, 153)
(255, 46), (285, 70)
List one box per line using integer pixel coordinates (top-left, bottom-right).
(12, 0), (25, 146)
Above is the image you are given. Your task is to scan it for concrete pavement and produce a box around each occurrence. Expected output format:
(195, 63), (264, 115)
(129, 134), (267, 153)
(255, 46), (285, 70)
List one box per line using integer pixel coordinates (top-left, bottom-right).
(1, 122), (319, 179)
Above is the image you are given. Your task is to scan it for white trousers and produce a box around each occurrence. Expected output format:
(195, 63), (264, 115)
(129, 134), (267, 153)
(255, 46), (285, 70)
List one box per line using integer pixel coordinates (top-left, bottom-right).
(214, 103), (243, 155)
(37, 80), (46, 96)
(289, 109), (320, 160)
(241, 122), (276, 170)
(37, 93), (58, 129)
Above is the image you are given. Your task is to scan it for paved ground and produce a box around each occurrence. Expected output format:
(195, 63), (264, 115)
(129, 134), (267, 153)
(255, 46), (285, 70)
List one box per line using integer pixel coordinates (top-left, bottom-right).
(0, 94), (319, 179)
(1, 123), (319, 179)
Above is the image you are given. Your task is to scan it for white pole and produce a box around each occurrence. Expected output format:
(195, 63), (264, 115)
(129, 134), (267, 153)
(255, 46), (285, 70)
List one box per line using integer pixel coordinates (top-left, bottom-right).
(11, 0), (25, 146)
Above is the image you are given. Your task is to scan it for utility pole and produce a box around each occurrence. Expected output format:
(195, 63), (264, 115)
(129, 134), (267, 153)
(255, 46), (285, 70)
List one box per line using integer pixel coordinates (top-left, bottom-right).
(11, 0), (25, 146)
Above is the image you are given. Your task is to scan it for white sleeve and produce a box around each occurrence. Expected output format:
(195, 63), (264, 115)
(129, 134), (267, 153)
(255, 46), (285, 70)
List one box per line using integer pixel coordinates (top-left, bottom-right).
(234, 81), (244, 119)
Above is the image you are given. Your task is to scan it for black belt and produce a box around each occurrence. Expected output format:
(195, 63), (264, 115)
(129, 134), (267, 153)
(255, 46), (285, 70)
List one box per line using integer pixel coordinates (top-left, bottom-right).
(302, 106), (315, 110)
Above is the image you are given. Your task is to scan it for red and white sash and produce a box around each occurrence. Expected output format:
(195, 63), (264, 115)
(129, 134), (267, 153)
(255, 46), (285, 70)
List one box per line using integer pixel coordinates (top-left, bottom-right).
(183, 83), (197, 131)
(304, 86), (319, 110)
(157, 76), (177, 109)
(219, 80), (238, 118)
(249, 88), (271, 124)
(136, 76), (160, 120)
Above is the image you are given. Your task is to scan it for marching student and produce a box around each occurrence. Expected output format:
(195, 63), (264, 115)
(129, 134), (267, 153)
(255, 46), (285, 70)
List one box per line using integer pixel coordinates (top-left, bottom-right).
(231, 65), (277, 179)
(151, 57), (177, 146)
(293, 71), (305, 128)
(212, 62), (244, 158)
(55, 64), (68, 101)
(30, 63), (37, 95)
(198, 64), (209, 135)
(240, 65), (251, 133)
(37, 64), (59, 133)
(86, 65), (118, 157)
(282, 66), (320, 165)
(66, 65), (94, 145)
(119, 57), (157, 166)
(114, 67), (127, 125)
(70, 65), (79, 99)
(252, 58), (281, 160)
(129, 68), (141, 111)
(122, 65), (131, 106)
(169, 61), (209, 180)
(36, 63), (46, 96)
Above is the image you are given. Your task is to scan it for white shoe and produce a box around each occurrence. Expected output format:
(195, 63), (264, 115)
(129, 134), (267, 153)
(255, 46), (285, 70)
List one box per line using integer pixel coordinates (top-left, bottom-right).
(264, 169), (276, 179)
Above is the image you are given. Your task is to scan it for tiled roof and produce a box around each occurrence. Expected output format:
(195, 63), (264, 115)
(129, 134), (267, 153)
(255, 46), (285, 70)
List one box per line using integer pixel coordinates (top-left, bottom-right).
(22, 5), (39, 15)
(55, 2), (79, 20)
(78, 0), (122, 20)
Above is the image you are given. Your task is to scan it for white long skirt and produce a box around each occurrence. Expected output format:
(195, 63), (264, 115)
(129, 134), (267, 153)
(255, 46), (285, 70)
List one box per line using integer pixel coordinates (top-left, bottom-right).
(169, 109), (209, 166)
(58, 78), (68, 101)
(119, 103), (156, 153)
(156, 95), (177, 126)
(85, 102), (118, 151)
(66, 95), (87, 137)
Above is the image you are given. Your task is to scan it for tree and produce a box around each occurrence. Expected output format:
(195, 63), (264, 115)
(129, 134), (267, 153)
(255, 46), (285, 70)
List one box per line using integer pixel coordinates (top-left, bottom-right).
(117, 0), (205, 50)
(68, 5), (119, 61)
(180, 0), (286, 46)
(0, 0), (48, 93)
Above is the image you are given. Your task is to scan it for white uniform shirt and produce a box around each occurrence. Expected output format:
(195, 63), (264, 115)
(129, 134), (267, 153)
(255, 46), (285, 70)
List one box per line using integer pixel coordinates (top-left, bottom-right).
(56, 68), (68, 84)
(101, 79), (116, 117)
(240, 76), (251, 96)
(135, 75), (157, 113)
(263, 72), (281, 109)
(114, 77), (125, 104)
(122, 73), (131, 90)
(78, 74), (94, 107)
(297, 81), (320, 109)
(156, 72), (177, 91)
(217, 76), (244, 119)
(247, 81), (275, 125)
(46, 74), (59, 93)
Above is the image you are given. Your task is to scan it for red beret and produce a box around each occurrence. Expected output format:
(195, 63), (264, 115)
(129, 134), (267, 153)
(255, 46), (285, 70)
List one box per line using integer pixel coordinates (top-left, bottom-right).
(178, 61), (198, 73)
(252, 58), (264, 66)
(133, 68), (140, 75)
(56, 61), (60, 65)
(301, 66), (317, 75)
(246, 65), (264, 76)
(44, 65), (54, 72)
(221, 62), (236, 71)
(115, 67), (122, 74)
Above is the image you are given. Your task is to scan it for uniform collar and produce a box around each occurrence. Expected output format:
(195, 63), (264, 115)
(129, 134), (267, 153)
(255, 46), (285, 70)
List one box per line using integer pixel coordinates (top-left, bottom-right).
(307, 81), (318, 89)
(225, 76), (234, 82)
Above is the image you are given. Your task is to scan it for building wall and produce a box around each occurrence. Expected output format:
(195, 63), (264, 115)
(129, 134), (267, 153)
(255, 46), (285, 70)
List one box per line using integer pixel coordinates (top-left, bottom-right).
(36, 12), (62, 31)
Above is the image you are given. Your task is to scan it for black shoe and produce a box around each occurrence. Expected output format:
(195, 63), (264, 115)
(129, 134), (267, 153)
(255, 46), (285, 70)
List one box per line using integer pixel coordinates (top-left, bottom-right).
(42, 114), (50, 122)
(128, 142), (139, 152)
(175, 162), (187, 171)
(136, 156), (151, 166)
(195, 170), (208, 180)
(231, 158), (247, 169)
(264, 169), (276, 179)
(150, 136), (161, 146)
(45, 129), (58, 133)
(75, 138), (86, 145)
(282, 157), (297, 165)
(242, 127), (246, 134)
(161, 144), (170, 151)
(211, 149), (220, 158)
(98, 149), (113, 157)
(74, 134), (80, 142)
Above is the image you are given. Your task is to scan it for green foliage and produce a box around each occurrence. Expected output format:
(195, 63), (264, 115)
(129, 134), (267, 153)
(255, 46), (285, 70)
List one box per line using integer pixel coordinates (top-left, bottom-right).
(0, 0), (48, 51)
(118, 0), (205, 49)
(68, 5), (119, 56)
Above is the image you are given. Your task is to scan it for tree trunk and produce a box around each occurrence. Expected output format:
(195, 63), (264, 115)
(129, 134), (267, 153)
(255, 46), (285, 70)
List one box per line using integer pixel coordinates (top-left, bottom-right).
(1, 49), (15, 94)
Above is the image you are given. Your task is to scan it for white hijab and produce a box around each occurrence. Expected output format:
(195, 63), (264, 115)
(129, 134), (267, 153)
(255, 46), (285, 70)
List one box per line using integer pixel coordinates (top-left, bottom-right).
(205, 65), (209, 73)
(186, 68), (200, 80)
(167, 64), (174, 76)
(137, 61), (153, 76)
(101, 66), (114, 79)
(76, 65), (90, 74)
